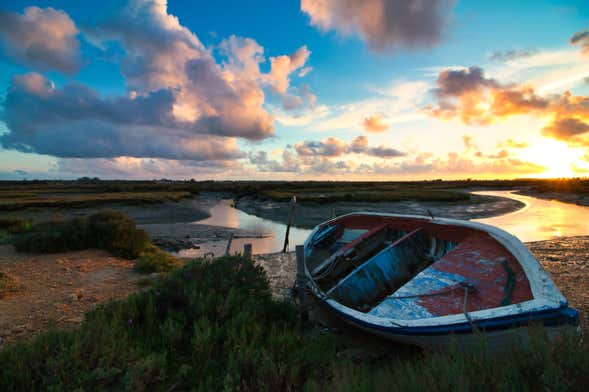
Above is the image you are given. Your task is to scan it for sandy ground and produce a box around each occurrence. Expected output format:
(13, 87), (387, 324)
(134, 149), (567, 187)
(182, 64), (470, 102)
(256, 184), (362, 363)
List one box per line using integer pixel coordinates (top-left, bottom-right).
(0, 245), (142, 348)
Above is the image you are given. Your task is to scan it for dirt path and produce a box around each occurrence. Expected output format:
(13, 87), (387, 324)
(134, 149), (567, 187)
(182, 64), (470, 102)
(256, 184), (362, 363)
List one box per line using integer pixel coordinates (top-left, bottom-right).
(0, 245), (142, 348)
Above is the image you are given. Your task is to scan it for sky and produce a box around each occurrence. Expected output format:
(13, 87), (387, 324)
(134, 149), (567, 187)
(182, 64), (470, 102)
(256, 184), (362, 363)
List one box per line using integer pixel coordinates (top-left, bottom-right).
(0, 0), (589, 181)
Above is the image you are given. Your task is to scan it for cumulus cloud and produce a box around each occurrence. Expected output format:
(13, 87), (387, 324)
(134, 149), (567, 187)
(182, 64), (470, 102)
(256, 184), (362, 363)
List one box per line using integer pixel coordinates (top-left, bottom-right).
(0, 6), (80, 74)
(301, 0), (454, 51)
(570, 29), (589, 55)
(1, 73), (243, 160)
(266, 46), (311, 93)
(1, 1), (319, 163)
(426, 66), (549, 124)
(362, 115), (389, 132)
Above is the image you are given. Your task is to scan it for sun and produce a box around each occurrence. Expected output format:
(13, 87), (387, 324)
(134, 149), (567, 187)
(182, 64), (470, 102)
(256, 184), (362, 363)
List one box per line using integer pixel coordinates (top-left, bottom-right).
(517, 139), (584, 178)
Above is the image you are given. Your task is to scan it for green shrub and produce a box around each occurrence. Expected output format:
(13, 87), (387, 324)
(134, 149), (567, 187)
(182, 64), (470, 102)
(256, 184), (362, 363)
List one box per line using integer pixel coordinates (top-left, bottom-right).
(134, 246), (180, 273)
(0, 255), (587, 390)
(12, 211), (150, 259)
(86, 210), (150, 258)
(0, 256), (334, 390)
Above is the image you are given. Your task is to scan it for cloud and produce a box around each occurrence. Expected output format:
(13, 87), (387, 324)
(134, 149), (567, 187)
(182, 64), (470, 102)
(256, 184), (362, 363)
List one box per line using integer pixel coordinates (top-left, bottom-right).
(295, 136), (405, 158)
(1, 1), (321, 162)
(295, 137), (348, 157)
(489, 49), (538, 62)
(362, 115), (389, 132)
(426, 66), (549, 124)
(541, 117), (589, 139)
(265, 46), (311, 93)
(498, 139), (529, 148)
(248, 150), (300, 172)
(301, 0), (454, 52)
(56, 157), (240, 179)
(570, 29), (589, 55)
(0, 6), (80, 74)
(1, 72), (244, 160)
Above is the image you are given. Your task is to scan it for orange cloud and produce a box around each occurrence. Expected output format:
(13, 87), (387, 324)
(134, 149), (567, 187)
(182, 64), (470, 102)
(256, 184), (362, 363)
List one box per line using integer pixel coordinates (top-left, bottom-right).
(362, 115), (389, 132)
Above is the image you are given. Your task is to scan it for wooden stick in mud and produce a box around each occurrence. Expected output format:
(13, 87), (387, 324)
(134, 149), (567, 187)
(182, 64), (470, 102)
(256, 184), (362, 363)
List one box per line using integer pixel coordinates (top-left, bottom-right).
(283, 195), (297, 253)
(243, 243), (252, 259)
(225, 232), (234, 255)
(295, 245), (308, 321)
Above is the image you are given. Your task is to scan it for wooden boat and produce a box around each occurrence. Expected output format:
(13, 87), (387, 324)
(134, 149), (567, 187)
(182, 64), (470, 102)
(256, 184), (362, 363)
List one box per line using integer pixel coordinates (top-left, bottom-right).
(303, 212), (580, 350)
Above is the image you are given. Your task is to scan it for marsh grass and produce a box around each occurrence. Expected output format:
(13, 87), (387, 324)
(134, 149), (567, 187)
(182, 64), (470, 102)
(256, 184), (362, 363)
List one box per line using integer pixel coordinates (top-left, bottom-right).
(261, 189), (470, 203)
(0, 255), (586, 391)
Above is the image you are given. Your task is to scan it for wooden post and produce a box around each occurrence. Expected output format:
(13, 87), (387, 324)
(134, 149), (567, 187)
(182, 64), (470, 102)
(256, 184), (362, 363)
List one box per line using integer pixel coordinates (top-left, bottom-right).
(243, 243), (252, 259)
(225, 232), (234, 255)
(295, 245), (308, 321)
(282, 195), (297, 253)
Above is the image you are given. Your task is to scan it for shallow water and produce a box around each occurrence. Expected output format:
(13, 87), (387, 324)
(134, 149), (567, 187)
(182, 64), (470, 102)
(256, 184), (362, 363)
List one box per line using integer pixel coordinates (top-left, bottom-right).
(473, 191), (589, 242)
(177, 199), (312, 257)
(178, 191), (589, 257)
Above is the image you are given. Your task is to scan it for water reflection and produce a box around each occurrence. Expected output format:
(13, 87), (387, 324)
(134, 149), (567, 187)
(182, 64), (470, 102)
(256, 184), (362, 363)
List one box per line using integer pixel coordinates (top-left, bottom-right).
(178, 200), (311, 257)
(473, 191), (589, 242)
(179, 191), (589, 257)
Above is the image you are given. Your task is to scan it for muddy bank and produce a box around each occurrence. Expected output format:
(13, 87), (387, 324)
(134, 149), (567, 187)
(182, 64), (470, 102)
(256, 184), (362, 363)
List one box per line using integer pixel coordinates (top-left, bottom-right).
(237, 193), (524, 230)
(143, 222), (266, 253)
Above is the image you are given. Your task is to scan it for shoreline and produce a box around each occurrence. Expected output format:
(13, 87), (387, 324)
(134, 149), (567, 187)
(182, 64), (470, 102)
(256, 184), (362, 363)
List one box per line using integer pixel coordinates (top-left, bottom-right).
(234, 192), (525, 230)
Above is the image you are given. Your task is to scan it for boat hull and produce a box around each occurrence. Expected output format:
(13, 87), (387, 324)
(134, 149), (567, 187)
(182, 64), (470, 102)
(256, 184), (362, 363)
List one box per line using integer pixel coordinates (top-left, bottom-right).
(303, 212), (580, 350)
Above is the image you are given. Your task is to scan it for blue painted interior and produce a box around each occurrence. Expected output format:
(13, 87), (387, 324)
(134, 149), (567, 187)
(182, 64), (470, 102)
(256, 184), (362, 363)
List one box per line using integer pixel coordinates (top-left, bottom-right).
(328, 230), (429, 309)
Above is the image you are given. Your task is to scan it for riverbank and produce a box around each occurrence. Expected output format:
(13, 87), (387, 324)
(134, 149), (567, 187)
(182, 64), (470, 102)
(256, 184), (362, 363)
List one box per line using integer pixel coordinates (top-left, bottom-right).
(517, 188), (589, 207)
(235, 192), (524, 229)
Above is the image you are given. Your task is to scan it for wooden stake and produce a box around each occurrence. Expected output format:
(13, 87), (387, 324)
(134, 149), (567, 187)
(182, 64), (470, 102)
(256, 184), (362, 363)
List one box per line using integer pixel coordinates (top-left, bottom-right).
(243, 243), (252, 259)
(295, 245), (308, 321)
(282, 195), (297, 253)
(225, 232), (234, 255)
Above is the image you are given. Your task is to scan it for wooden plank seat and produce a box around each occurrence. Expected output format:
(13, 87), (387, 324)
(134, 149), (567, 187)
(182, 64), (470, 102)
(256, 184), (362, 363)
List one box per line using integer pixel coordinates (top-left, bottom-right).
(325, 228), (432, 311)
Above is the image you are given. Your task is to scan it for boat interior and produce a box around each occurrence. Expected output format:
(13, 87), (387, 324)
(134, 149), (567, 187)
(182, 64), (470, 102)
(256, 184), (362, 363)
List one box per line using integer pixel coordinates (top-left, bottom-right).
(305, 215), (534, 319)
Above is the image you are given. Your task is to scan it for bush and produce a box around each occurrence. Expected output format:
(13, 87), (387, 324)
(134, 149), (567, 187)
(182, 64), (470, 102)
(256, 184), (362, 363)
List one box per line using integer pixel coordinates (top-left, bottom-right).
(0, 256), (334, 390)
(12, 211), (150, 259)
(134, 246), (180, 273)
(0, 255), (587, 390)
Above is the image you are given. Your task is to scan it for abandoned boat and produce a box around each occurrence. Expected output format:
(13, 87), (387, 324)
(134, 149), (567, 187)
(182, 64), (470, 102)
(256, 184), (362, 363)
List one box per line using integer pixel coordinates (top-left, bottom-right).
(303, 212), (580, 350)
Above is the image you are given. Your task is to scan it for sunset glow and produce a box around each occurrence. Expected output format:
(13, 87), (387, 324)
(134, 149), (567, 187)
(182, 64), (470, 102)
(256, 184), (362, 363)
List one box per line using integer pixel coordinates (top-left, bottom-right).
(1, 1), (588, 180)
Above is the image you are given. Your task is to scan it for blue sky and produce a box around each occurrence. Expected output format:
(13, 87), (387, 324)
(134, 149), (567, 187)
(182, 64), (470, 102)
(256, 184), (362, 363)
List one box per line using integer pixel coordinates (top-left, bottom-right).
(1, 0), (589, 180)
